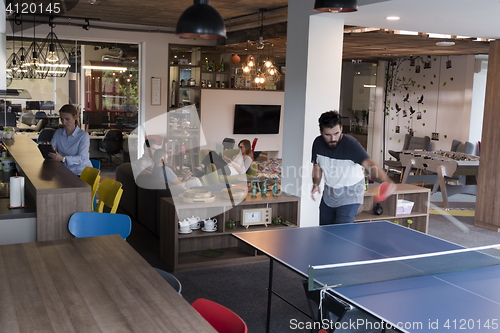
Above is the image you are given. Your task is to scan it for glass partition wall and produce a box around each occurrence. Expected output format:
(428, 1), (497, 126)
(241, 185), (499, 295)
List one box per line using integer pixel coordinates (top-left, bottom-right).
(6, 37), (140, 132)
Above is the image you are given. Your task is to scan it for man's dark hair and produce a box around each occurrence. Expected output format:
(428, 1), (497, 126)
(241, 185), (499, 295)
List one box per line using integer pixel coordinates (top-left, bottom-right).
(319, 111), (342, 131)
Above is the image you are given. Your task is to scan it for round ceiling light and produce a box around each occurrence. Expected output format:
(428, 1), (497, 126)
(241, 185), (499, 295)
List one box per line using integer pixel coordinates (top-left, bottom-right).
(436, 41), (456, 46)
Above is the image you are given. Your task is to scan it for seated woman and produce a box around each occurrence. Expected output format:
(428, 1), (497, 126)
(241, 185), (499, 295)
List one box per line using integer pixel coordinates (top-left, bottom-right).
(48, 104), (92, 176)
(151, 149), (201, 189)
(194, 139), (253, 177)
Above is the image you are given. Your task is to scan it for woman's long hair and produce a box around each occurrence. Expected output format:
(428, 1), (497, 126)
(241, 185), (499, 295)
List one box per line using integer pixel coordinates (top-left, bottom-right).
(238, 139), (253, 160)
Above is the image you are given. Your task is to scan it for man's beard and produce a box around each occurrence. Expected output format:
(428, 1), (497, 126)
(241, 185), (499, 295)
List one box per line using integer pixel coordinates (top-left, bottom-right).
(327, 141), (338, 149)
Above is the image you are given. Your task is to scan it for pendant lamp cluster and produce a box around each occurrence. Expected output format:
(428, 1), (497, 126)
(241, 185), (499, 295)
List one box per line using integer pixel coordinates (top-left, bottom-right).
(6, 15), (70, 80)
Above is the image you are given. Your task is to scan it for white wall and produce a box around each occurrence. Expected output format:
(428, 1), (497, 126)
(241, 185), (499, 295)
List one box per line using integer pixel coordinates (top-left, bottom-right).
(469, 55), (488, 153)
(200, 89), (284, 155)
(384, 55), (476, 156)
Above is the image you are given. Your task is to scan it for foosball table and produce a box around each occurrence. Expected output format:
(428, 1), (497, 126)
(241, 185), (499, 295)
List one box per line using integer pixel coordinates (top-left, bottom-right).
(399, 150), (479, 209)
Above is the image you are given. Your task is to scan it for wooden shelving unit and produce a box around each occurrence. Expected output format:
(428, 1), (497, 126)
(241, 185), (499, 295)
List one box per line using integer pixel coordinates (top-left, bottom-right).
(356, 183), (430, 233)
(160, 192), (300, 272)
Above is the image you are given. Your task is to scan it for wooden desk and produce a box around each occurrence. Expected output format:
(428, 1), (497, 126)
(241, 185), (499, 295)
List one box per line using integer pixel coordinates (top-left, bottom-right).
(4, 135), (91, 241)
(0, 235), (216, 333)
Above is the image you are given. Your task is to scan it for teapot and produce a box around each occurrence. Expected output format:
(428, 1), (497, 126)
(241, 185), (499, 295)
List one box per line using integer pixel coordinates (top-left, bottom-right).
(188, 78), (196, 86)
(187, 215), (200, 224)
(187, 215), (201, 229)
(178, 219), (191, 232)
(178, 219), (190, 228)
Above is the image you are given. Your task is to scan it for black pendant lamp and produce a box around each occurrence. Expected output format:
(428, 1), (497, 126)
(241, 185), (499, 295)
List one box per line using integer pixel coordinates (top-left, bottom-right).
(314, 0), (358, 12)
(175, 0), (226, 39)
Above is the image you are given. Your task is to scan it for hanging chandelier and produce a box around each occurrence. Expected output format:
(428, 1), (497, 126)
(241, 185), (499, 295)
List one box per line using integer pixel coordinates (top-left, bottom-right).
(40, 19), (70, 77)
(16, 19), (29, 78)
(241, 42), (256, 77)
(6, 20), (23, 80)
(24, 15), (47, 79)
(261, 43), (281, 83)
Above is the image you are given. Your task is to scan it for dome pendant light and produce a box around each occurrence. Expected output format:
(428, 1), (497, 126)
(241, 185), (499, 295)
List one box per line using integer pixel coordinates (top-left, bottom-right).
(175, 0), (226, 39)
(314, 0), (358, 12)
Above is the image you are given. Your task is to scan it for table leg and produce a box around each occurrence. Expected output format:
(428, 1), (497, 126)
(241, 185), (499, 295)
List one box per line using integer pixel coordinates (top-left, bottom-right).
(266, 258), (274, 333)
(437, 165), (449, 209)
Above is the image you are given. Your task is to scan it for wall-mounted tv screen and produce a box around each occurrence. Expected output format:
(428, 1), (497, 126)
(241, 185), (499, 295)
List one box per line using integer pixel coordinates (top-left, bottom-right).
(233, 104), (281, 134)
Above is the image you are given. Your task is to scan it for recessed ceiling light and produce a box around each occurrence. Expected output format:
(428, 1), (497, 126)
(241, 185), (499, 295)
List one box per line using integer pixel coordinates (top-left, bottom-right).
(436, 41), (456, 46)
(386, 16), (400, 20)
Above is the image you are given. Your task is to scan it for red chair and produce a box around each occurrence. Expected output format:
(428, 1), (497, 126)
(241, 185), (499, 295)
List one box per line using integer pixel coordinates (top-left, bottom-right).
(251, 138), (259, 159)
(192, 298), (248, 333)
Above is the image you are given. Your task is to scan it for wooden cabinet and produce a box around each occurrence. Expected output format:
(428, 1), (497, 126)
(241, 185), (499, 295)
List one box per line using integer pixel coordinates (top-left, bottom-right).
(356, 184), (430, 233)
(160, 193), (300, 272)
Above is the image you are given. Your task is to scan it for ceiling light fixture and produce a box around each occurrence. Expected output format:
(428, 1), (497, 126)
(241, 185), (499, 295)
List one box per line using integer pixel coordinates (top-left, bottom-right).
(386, 16), (400, 20)
(256, 9), (266, 50)
(40, 19), (71, 77)
(25, 14), (47, 79)
(436, 40), (455, 46)
(314, 0), (358, 13)
(175, 0), (226, 39)
(6, 18), (22, 80)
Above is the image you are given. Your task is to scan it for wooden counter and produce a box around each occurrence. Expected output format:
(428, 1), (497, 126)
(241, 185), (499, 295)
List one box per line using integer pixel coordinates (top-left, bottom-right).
(4, 135), (91, 241)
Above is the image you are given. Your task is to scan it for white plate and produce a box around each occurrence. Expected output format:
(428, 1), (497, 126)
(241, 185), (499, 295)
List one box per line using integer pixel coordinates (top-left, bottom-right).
(178, 229), (192, 234)
(202, 227), (217, 232)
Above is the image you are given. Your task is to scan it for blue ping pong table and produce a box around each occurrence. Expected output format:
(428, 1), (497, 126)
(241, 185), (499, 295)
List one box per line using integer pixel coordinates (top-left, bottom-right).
(233, 221), (500, 332)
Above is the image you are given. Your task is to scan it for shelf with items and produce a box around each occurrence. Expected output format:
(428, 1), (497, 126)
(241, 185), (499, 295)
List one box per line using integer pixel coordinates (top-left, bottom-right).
(168, 45), (202, 109)
(160, 193), (300, 272)
(165, 106), (200, 172)
(200, 48), (285, 91)
(355, 184), (430, 233)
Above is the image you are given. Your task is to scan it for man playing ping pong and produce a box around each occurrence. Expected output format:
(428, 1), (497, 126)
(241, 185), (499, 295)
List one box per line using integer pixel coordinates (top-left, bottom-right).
(311, 111), (396, 224)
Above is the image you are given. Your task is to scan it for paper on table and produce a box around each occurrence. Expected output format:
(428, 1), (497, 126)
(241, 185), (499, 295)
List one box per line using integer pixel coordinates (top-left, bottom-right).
(9, 176), (25, 208)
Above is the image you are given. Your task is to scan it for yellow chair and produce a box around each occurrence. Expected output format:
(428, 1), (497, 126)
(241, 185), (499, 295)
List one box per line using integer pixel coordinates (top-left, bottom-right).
(96, 178), (123, 214)
(80, 166), (101, 211)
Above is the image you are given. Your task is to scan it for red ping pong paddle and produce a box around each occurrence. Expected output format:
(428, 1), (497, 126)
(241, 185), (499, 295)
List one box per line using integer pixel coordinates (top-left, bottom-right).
(373, 182), (392, 203)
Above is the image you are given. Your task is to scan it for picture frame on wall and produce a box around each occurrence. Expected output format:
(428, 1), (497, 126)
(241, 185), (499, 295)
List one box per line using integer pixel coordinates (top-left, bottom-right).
(151, 77), (161, 105)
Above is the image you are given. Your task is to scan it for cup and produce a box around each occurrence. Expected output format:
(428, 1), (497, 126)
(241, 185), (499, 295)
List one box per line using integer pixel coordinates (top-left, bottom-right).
(204, 218), (217, 231)
(1, 158), (14, 172)
(179, 224), (191, 233)
(190, 221), (201, 229)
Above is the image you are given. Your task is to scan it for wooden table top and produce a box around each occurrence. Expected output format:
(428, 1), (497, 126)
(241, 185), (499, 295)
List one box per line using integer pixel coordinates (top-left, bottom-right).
(0, 235), (217, 333)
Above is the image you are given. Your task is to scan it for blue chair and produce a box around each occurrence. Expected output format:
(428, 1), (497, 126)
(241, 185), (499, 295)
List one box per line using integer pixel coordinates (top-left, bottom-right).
(154, 268), (182, 294)
(90, 159), (101, 170)
(68, 212), (132, 240)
